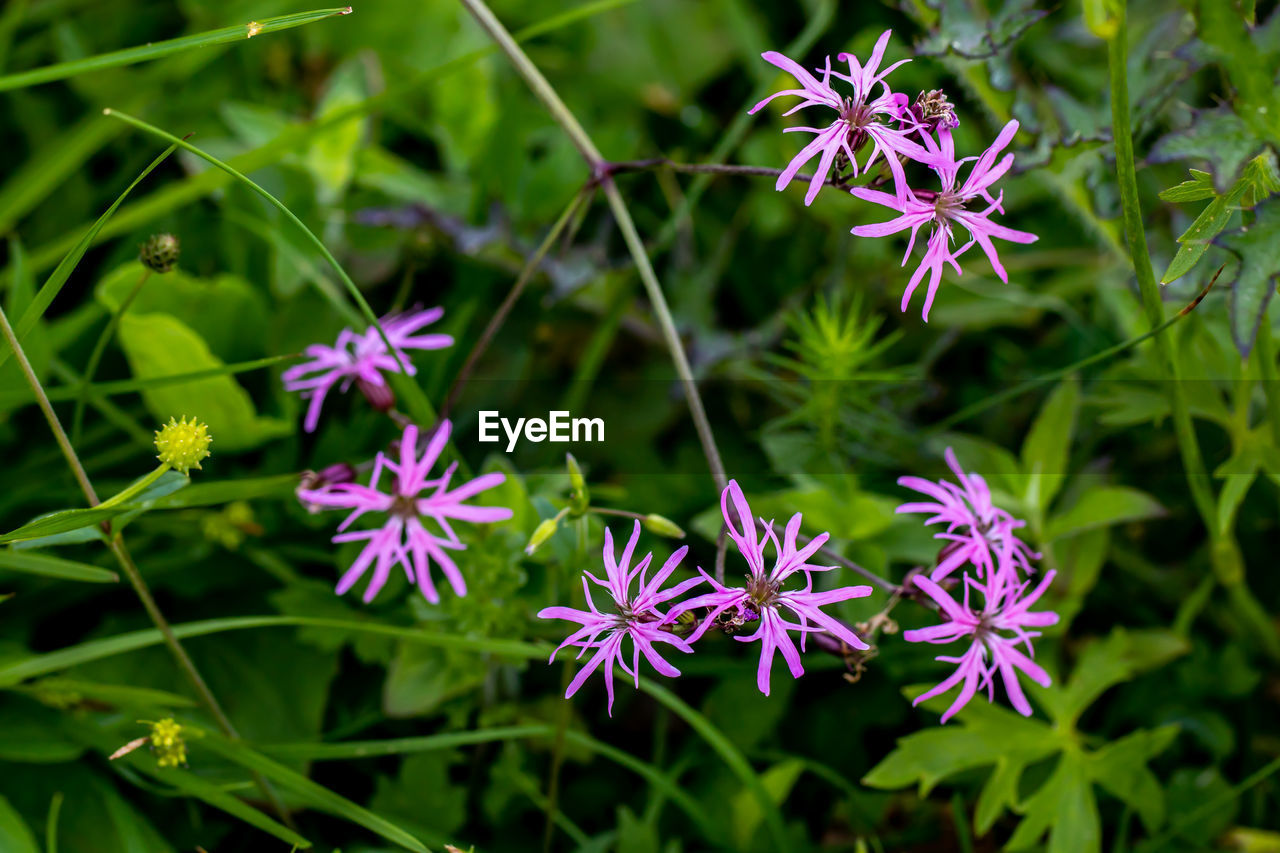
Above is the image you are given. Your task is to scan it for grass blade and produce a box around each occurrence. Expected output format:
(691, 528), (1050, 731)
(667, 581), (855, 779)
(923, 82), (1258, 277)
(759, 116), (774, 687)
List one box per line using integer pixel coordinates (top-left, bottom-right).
(260, 725), (716, 840)
(0, 145), (176, 372)
(0, 550), (118, 582)
(637, 679), (790, 852)
(0, 9), (352, 92)
(0, 615), (546, 687)
(200, 733), (426, 852)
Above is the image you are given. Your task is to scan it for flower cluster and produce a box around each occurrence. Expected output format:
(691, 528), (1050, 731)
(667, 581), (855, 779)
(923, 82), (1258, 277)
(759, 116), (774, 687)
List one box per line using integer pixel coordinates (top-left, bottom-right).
(752, 31), (1037, 320)
(898, 449), (1058, 722)
(282, 307), (453, 432)
(539, 481), (873, 712)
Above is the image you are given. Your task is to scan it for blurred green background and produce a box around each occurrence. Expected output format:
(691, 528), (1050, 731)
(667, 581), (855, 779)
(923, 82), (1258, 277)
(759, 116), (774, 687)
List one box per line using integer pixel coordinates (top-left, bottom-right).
(0, 0), (1278, 850)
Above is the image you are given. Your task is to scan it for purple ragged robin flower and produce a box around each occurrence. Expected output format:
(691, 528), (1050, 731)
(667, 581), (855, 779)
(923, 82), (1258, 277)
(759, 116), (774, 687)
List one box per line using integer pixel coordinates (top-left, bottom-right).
(904, 539), (1058, 722)
(281, 306), (453, 432)
(750, 30), (947, 205)
(296, 421), (512, 603)
(897, 447), (1037, 582)
(538, 521), (705, 715)
(850, 120), (1038, 321)
(670, 481), (873, 696)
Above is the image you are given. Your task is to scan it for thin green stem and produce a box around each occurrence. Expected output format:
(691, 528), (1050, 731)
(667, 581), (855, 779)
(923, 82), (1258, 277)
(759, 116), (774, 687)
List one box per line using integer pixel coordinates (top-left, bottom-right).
(456, 0), (728, 492)
(72, 267), (152, 444)
(0, 301), (293, 828)
(45, 791), (62, 853)
(98, 464), (169, 509)
(0, 8), (353, 92)
(936, 266), (1219, 431)
(444, 186), (591, 418)
(1106, 5), (1216, 531)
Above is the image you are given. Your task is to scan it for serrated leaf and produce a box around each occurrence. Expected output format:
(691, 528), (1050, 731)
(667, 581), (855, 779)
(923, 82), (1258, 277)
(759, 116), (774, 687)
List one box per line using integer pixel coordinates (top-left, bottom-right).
(1217, 197), (1280, 355)
(1149, 108), (1262, 193)
(1043, 485), (1164, 541)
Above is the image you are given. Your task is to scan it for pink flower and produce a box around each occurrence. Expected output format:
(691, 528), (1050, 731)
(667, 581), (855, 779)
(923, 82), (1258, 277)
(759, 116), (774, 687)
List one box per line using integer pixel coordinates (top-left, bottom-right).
(670, 481), (872, 696)
(897, 447), (1037, 582)
(538, 521), (704, 715)
(749, 31), (946, 205)
(296, 421), (512, 603)
(850, 120), (1038, 320)
(282, 307), (453, 432)
(904, 546), (1059, 722)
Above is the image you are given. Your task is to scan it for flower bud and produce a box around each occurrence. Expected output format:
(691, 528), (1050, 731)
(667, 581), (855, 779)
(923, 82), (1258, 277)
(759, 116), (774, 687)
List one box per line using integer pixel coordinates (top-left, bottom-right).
(642, 513), (685, 539)
(525, 517), (560, 555)
(139, 233), (180, 273)
(154, 416), (212, 474)
(910, 89), (959, 134)
(148, 718), (188, 768)
(566, 453), (589, 515)
(357, 377), (396, 413)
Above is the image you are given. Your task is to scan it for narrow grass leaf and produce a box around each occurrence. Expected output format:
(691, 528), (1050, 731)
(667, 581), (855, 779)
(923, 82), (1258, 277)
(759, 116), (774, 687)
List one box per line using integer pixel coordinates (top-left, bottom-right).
(0, 551), (118, 582)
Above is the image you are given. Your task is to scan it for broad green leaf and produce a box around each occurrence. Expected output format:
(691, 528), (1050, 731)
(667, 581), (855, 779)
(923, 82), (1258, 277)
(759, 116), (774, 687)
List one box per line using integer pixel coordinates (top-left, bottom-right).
(113, 312), (289, 451)
(1020, 377), (1080, 510)
(1217, 197), (1280, 355)
(1006, 750), (1100, 853)
(0, 551), (117, 583)
(200, 733), (427, 853)
(0, 698), (83, 763)
(96, 262), (270, 364)
(1043, 485), (1164, 541)
(305, 57), (370, 204)
(1042, 628), (1189, 726)
(0, 795), (38, 853)
(1088, 725), (1180, 832)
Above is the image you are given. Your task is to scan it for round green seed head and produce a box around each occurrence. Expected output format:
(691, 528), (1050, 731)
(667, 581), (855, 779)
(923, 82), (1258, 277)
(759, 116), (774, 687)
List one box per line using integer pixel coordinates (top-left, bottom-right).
(154, 416), (212, 474)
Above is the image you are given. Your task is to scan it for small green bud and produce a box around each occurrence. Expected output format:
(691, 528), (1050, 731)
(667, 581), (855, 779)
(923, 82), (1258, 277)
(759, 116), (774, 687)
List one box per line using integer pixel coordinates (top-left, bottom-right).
(566, 453), (589, 515)
(525, 517), (560, 555)
(140, 233), (180, 273)
(643, 513), (685, 539)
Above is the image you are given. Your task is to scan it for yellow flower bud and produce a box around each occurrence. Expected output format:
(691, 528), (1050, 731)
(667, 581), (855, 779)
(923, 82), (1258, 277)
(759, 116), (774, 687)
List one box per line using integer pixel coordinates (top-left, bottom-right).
(148, 718), (187, 768)
(525, 517), (560, 555)
(154, 416), (212, 474)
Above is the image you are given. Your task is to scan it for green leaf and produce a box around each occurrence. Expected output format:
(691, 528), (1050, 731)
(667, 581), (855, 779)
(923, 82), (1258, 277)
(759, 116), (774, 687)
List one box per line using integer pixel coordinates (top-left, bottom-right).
(111, 747), (311, 849)
(112, 312), (289, 451)
(1006, 750), (1100, 853)
(1149, 109), (1261, 193)
(1217, 197), (1280, 355)
(0, 795), (38, 853)
(1087, 725), (1180, 832)
(0, 9), (352, 92)
(305, 57), (370, 204)
(0, 551), (117, 583)
(0, 507), (125, 545)
(1159, 169), (1216, 203)
(147, 474), (297, 509)
(199, 734), (427, 853)
(1020, 377), (1080, 510)
(1043, 485), (1164, 541)
(1041, 628), (1190, 726)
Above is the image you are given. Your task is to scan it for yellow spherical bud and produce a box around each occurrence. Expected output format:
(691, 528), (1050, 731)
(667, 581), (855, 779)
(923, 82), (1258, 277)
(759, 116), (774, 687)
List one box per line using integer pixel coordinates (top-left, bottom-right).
(148, 718), (187, 768)
(154, 416), (212, 474)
